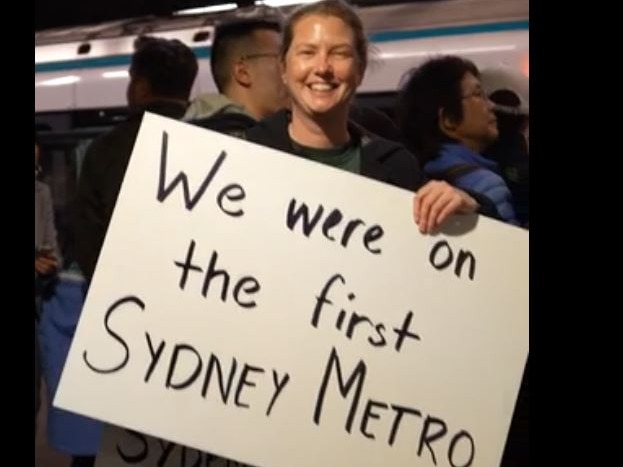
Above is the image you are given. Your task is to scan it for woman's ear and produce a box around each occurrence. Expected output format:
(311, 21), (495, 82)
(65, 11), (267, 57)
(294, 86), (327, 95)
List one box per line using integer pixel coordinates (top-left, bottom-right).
(438, 107), (458, 137)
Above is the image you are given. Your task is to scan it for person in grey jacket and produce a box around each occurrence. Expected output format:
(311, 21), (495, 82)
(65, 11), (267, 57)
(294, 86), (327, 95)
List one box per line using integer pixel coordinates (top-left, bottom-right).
(185, 16), (288, 122)
(35, 138), (61, 431)
(35, 141), (61, 279)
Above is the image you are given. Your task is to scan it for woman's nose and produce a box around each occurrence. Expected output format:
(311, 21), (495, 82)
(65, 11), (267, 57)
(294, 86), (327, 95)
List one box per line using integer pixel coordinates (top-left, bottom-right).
(314, 53), (333, 75)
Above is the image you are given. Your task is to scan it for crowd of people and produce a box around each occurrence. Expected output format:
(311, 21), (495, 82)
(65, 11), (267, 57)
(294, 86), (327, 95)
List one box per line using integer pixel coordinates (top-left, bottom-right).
(35, 1), (529, 466)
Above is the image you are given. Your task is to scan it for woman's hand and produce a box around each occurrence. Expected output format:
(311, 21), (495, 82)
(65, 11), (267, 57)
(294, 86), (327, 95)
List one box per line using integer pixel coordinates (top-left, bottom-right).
(413, 180), (479, 234)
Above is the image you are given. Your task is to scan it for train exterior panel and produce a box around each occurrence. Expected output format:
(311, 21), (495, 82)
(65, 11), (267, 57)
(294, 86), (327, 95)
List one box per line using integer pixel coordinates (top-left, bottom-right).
(35, 0), (528, 114)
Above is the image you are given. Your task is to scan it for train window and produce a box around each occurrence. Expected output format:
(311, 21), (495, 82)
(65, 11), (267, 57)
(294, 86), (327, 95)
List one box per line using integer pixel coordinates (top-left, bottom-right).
(193, 30), (211, 42)
(37, 128), (110, 272)
(36, 108), (128, 133)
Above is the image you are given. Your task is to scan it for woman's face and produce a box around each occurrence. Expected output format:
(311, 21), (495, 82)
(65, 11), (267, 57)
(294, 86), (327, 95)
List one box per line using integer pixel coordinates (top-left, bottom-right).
(452, 72), (499, 152)
(282, 14), (363, 119)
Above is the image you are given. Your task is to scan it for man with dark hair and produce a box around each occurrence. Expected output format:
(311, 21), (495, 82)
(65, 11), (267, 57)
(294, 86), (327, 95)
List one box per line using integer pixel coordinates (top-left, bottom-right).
(128, 36), (199, 111)
(72, 36), (197, 467)
(75, 36), (198, 283)
(185, 17), (288, 133)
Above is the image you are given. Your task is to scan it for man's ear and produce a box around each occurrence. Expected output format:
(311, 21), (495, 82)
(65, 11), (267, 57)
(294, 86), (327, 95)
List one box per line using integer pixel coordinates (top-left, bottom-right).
(132, 75), (153, 104)
(438, 107), (458, 137)
(233, 60), (252, 87)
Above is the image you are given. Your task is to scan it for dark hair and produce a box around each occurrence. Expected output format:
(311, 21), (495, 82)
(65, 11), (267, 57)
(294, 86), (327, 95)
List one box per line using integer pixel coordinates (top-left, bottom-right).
(131, 36), (198, 100)
(397, 55), (479, 164)
(281, 0), (368, 74)
(210, 19), (282, 93)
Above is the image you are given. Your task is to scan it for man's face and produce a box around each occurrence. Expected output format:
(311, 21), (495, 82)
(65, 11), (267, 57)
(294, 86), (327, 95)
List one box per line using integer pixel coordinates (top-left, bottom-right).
(126, 69), (142, 111)
(245, 29), (289, 118)
(126, 68), (151, 112)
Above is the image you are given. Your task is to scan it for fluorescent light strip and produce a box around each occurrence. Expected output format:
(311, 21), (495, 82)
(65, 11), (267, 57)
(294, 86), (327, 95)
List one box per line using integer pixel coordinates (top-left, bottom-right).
(175, 3), (237, 15)
(102, 70), (129, 79)
(36, 75), (81, 86)
(257, 0), (318, 7)
(380, 45), (517, 59)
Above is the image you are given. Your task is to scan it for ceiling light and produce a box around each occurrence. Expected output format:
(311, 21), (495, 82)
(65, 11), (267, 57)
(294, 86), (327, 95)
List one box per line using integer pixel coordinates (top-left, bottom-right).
(175, 3), (237, 15)
(102, 71), (129, 79)
(257, 0), (318, 7)
(36, 75), (81, 86)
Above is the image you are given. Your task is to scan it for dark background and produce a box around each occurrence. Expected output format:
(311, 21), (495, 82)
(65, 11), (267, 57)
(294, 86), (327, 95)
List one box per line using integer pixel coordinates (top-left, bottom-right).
(35, 0), (418, 31)
(35, 0), (207, 30)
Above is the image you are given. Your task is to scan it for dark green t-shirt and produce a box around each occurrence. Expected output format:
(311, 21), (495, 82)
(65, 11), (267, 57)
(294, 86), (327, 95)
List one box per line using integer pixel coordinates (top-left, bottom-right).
(290, 139), (361, 175)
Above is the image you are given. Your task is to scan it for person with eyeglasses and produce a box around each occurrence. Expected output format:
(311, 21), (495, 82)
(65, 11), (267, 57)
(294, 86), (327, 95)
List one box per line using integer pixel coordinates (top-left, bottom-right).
(185, 17), (290, 135)
(397, 55), (518, 225)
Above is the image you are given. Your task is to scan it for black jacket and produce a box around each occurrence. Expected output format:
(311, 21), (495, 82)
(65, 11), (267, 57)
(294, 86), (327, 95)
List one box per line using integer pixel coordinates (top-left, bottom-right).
(247, 110), (500, 219)
(75, 101), (188, 282)
(189, 110), (257, 138)
(246, 110), (426, 191)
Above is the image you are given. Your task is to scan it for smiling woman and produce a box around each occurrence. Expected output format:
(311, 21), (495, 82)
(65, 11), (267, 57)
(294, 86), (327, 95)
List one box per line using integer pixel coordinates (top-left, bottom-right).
(246, 0), (485, 234)
(283, 12), (365, 144)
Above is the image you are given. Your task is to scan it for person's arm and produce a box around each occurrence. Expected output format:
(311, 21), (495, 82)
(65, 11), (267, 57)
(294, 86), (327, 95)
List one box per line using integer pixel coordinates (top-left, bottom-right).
(35, 184), (61, 276)
(393, 148), (484, 234)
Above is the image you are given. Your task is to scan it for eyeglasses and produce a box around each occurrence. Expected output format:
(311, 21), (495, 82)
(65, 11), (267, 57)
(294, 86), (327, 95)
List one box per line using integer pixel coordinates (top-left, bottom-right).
(241, 52), (279, 61)
(462, 88), (489, 101)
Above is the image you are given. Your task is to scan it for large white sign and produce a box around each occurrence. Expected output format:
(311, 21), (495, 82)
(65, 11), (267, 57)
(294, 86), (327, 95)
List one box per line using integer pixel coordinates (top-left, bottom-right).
(57, 113), (528, 467)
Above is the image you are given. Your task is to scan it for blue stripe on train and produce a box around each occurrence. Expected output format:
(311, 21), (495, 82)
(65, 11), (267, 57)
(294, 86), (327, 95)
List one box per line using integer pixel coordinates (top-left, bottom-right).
(36, 47), (211, 73)
(368, 20), (528, 42)
(35, 20), (528, 73)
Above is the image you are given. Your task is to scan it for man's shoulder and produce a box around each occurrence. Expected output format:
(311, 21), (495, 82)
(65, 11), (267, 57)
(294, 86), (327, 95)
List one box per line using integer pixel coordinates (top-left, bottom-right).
(189, 112), (257, 137)
(86, 119), (142, 156)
